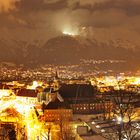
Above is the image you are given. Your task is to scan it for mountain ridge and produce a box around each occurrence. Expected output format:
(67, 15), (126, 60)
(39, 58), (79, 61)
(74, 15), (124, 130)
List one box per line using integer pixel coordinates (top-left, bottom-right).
(0, 35), (139, 70)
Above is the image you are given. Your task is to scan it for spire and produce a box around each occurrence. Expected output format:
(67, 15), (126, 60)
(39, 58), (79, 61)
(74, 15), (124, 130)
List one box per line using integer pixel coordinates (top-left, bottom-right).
(55, 71), (59, 80)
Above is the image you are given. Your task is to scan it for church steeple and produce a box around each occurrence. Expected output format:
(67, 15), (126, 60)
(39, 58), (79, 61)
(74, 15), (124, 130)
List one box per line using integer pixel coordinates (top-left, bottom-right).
(55, 71), (59, 80)
(53, 70), (60, 91)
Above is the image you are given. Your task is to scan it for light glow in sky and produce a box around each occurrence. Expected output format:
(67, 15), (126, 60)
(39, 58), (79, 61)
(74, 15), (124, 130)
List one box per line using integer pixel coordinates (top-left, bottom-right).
(62, 25), (79, 36)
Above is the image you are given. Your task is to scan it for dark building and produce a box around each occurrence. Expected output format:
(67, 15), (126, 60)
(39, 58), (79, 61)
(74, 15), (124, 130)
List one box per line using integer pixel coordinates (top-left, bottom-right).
(17, 89), (37, 97)
(42, 95), (72, 122)
(0, 83), (10, 89)
(16, 89), (37, 104)
(59, 84), (96, 99)
(58, 84), (112, 114)
(44, 98), (70, 110)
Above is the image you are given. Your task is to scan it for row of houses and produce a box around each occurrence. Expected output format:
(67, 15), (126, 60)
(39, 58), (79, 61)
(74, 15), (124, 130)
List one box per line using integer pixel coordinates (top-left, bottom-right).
(0, 83), (113, 122)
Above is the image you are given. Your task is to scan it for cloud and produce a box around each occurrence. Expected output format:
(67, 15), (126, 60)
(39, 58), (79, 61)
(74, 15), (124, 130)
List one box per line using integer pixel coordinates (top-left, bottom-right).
(67, 0), (110, 7)
(0, 0), (140, 49)
(0, 0), (19, 12)
(44, 0), (62, 4)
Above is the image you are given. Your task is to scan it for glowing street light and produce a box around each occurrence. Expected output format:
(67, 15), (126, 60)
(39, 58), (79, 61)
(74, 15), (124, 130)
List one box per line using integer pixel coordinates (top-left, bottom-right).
(91, 121), (96, 124)
(117, 116), (123, 124)
(96, 125), (100, 128)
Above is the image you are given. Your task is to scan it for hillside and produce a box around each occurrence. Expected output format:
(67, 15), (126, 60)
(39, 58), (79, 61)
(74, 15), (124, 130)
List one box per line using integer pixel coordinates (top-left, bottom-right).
(0, 35), (139, 70)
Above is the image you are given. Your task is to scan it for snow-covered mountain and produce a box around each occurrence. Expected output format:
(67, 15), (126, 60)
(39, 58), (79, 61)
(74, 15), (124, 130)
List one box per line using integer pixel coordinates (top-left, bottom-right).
(0, 35), (139, 70)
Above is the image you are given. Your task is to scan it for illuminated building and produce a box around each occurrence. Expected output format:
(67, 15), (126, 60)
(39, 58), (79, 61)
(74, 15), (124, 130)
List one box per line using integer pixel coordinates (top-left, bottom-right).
(0, 89), (15, 100)
(37, 86), (64, 104)
(69, 100), (113, 114)
(43, 104), (72, 122)
(42, 90), (72, 122)
(16, 89), (38, 104)
(99, 86), (114, 93)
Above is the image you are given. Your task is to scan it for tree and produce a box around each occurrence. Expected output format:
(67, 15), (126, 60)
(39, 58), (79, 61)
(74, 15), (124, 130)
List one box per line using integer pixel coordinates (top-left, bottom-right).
(56, 112), (75, 140)
(102, 90), (140, 140)
(45, 124), (52, 140)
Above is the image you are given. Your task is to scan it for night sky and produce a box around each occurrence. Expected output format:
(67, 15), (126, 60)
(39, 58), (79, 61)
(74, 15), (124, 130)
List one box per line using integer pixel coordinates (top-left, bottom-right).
(0, 0), (140, 50)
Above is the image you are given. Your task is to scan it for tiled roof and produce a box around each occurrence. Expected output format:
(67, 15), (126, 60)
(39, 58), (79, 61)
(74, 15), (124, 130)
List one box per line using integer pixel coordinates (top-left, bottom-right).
(0, 83), (10, 89)
(59, 84), (96, 98)
(17, 89), (37, 97)
(45, 99), (70, 109)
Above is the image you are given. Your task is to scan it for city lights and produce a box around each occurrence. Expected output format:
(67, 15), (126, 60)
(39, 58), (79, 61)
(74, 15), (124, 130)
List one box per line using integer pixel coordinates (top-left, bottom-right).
(27, 81), (43, 90)
(0, 0), (140, 139)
